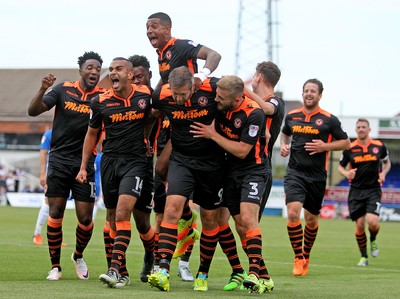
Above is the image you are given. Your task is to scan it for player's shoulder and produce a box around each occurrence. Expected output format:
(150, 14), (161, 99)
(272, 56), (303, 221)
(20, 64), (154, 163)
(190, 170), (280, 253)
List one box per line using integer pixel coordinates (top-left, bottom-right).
(174, 37), (202, 48)
(62, 80), (79, 88)
(133, 84), (152, 96)
(240, 97), (264, 117)
(152, 84), (172, 102)
(287, 107), (303, 115)
(370, 138), (383, 147)
(98, 89), (114, 103)
(267, 96), (284, 107)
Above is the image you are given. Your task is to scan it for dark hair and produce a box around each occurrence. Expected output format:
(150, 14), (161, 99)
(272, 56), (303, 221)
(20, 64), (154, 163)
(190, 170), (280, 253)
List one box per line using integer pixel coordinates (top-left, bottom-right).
(303, 78), (324, 94)
(168, 66), (193, 88)
(77, 51), (103, 68)
(128, 55), (150, 70)
(256, 61), (281, 87)
(357, 118), (370, 127)
(148, 12), (172, 27)
(111, 57), (133, 71)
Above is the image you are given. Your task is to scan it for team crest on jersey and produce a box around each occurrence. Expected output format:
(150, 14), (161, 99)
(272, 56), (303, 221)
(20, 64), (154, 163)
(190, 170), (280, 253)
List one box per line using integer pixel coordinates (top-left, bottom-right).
(372, 147), (379, 154)
(248, 125), (259, 137)
(165, 50), (172, 60)
(315, 118), (324, 126)
(198, 96), (208, 107)
(188, 40), (199, 47)
(234, 118), (242, 128)
(138, 99), (147, 109)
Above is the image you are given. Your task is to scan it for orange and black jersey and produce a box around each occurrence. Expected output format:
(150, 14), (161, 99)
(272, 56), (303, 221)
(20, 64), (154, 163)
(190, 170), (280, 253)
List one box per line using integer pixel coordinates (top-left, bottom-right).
(151, 77), (224, 161)
(216, 96), (267, 174)
(282, 107), (348, 181)
(43, 81), (105, 164)
(157, 37), (202, 84)
(339, 139), (389, 189)
(89, 84), (151, 158)
(264, 95), (285, 160)
(154, 117), (171, 156)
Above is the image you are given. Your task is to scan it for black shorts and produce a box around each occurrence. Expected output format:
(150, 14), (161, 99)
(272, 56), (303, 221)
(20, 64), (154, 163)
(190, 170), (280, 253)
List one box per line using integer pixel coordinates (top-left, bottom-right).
(348, 187), (382, 221)
(259, 168), (272, 221)
(135, 156), (154, 214)
(153, 171), (166, 214)
(284, 172), (326, 215)
(167, 158), (223, 210)
(46, 158), (95, 202)
(101, 155), (147, 209)
(224, 173), (267, 216)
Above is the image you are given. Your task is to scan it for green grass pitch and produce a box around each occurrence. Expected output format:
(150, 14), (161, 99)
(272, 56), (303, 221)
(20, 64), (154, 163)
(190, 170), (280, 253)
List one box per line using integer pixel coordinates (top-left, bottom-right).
(0, 206), (399, 298)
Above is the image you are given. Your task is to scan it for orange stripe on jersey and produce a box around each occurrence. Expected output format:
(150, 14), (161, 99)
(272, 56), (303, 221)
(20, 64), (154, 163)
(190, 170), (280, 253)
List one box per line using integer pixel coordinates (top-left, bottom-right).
(132, 83), (151, 95)
(324, 134), (333, 170)
(350, 140), (359, 148)
(227, 97), (261, 119)
(98, 90), (114, 103)
(63, 81), (105, 101)
(226, 110), (233, 120)
(184, 99), (192, 107)
(304, 107), (332, 122)
(325, 152), (329, 171)
(159, 84), (172, 101)
(353, 139), (382, 153)
(158, 37), (177, 59)
(287, 108), (303, 115)
(264, 118), (273, 156)
(199, 78), (213, 92)
(83, 86), (106, 101)
(186, 59), (195, 73)
(254, 139), (262, 164)
(317, 108), (332, 118)
(266, 117), (273, 130)
(99, 89), (131, 107)
(370, 139), (383, 146)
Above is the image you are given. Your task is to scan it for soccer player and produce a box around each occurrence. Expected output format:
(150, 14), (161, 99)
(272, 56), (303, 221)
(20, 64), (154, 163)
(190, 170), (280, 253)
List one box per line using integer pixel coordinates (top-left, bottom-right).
(147, 66), (225, 292)
(338, 118), (391, 266)
(246, 61), (285, 221)
(280, 78), (350, 276)
(190, 75), (273, 294)
(28, 52), (104, 281)
(146, 11), (221, 91)
(146, 11), (222, 280)
(76, 57), (151, 288)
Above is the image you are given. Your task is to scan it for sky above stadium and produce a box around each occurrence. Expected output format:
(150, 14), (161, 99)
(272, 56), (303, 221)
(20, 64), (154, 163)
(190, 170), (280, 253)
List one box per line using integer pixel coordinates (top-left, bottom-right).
(1, 0), (399, 118)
